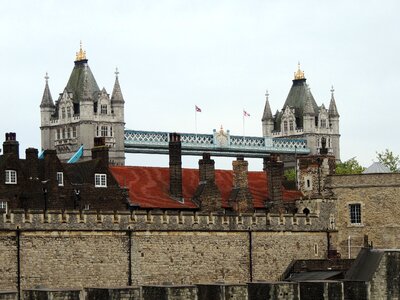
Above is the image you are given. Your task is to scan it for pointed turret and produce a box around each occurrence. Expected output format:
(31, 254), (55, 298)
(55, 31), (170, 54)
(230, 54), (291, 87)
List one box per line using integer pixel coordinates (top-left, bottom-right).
(328, 86), (340, 117)
(40, 73), (54, 108)
(261, 90), (273, 121)
(262, 90), (274, 137)
(111, 67), (125, 104)
(303, 86), (315, 115)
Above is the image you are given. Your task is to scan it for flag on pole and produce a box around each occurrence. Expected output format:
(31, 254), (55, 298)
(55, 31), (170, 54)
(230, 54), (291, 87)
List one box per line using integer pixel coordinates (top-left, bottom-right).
(195, 105), (202, 112)
(243, 110), (250, 117)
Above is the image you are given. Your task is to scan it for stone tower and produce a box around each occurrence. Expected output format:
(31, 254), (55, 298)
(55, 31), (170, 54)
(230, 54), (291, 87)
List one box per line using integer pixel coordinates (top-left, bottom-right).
(262, 64), (340, 161)
(40, 44), (125, 165)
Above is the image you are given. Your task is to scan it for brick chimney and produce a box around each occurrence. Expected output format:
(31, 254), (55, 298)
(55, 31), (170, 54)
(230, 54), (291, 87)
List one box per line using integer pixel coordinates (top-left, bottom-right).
(3, 132), (19, 158)
(193, 153), (222, 212)
(169, 133), (183, 200)
(264, 155), (284, 202)
(228, 156), (254, 212)
(92, 137), (109, 166)
(25, 148), (39, 180)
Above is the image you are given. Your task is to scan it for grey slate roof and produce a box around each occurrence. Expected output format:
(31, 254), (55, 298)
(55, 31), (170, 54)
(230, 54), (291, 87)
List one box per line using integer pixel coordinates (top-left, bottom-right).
(65, 60), (100, 104)
(328, 93), (340, 117)
(345, 248), (384, 281)
(40, 78), (54, 108)
(363, 162), (391, 174)
(111, 75), (125, 104)
(275, 78), (319, 129)
(261, 93), (273, 121)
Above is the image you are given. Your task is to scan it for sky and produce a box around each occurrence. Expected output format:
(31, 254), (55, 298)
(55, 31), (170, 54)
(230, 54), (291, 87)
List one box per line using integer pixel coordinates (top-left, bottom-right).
(0, 0), (399, 170)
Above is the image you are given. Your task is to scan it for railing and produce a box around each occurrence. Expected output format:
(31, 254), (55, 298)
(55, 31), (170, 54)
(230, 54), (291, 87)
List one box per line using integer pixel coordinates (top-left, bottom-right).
(124, 129), (309, 157)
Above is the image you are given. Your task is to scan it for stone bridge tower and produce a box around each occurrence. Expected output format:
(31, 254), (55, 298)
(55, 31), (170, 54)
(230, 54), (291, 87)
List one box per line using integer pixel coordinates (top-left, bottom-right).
(262, 64), (340, 161)
(40, 43), (125, 165)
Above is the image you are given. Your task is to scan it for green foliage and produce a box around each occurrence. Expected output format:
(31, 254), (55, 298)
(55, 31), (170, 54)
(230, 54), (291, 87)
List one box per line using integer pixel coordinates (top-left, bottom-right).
(335, 157), (365, 175)
(284, 168), (296, 181)
(376, 149), (400, 172)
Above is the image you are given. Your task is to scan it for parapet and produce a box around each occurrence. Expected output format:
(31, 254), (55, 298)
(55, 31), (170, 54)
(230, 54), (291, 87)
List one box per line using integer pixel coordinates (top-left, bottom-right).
(0, 208), (335, 232)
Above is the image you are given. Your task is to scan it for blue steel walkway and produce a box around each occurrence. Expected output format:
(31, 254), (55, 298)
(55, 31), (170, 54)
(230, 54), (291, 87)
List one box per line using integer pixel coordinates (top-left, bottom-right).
(124, 128), (309, 158)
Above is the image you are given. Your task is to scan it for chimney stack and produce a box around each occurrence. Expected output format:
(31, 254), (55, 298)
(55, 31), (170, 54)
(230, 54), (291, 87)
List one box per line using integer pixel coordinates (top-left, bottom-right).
(92, 137), (109, 166)
(169, 133), (182, 200)
(25, 148), (39, 180)
(193, 153), (222, 212)
(229, 156), (254, 213)
(264, 155), (284, 202)
(3, 132), (19, 158)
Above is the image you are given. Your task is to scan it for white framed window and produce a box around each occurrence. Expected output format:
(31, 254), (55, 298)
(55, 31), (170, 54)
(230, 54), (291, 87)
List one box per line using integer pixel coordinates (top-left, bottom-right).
(57, 172), (64, 186)
(349, 204), (362, 225)
(67, 106), (71, 118)
(101, 126), (108, 137)
(0, 201), (7, 212)
(72, 126), (77, 138)
(95, 173), (107, 187)
(5, 170), (17, 184)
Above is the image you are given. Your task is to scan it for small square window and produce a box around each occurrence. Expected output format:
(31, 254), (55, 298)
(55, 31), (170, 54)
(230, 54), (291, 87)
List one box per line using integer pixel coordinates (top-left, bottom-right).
(95, 173), (107, 187)
(5, 170), (17, 184)
(349, 204), (362, 225)
(57, 172), (64, 186)
(0, 201), (7, 212)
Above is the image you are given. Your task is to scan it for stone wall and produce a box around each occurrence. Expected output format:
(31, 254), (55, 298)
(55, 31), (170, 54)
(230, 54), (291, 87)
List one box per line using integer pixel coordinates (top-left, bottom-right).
(0, 211), (331, 291)
(327, 173), (400, 258)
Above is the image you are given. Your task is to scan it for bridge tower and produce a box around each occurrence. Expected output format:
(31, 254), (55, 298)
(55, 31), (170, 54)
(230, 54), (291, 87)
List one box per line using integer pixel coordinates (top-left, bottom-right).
(40, 43), (125, 165)
(261, 64), (340, 161)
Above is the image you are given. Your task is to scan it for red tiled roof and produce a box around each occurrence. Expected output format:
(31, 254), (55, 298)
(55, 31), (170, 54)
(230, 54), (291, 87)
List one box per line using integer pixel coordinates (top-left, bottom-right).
(110, 166), (303, 209)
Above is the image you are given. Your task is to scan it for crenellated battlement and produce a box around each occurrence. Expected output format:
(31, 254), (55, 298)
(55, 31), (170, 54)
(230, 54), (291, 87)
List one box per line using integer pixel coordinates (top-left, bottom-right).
(0, 206), (336, 231)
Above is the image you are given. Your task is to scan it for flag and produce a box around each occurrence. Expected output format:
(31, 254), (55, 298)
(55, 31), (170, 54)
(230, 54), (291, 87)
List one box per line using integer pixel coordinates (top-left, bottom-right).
(243, 110), (250, 117)
(195, 105), (202, 112)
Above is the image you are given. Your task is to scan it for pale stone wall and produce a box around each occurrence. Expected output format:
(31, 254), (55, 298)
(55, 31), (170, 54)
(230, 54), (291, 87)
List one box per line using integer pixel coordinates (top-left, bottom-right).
(0, 233), (17, 290)
(252, 231), (328, 281)
(20, 231), (129, 289)
(327, 173), (400, 258)
(132, 231), (250, 285)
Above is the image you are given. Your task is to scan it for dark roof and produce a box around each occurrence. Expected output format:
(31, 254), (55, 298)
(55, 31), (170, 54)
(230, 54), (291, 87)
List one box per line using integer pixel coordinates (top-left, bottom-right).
(40, 78), (54, 108)
(111, 75), (124, 104)
(65, 60), (100, 104)
(109, 166), (303, 209)
(288, 271), (343, 281)
(275, 78), (319, 128)
(63, 159), (103, 185)
(345, 248), (384, 281)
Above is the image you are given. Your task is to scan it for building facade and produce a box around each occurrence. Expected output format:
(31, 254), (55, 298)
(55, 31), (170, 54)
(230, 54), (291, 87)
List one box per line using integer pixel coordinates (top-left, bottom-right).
(40, 44), (125, 165)
(262, 64), (340, 160)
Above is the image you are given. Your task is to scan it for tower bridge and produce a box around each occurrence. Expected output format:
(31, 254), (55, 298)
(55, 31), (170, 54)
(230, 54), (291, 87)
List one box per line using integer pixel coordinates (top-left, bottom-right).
(124, 129), (309, 158)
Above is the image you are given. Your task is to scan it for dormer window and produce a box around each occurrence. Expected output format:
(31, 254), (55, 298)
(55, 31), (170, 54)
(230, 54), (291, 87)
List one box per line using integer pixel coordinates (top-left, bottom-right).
(57, 172), (64, 186)
(67, 107), (71, 118)
(321, 119), (327, 128)
(283, 120), (288, 133)
(95, 173), (107, 187)
(5, 170), (17, 184)
(61, 107), (66, 119)
(289, 120), (294, 131)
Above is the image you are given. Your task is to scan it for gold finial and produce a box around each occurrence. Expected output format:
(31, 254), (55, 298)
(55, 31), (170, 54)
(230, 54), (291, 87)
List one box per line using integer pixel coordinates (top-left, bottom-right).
(294, 62), (305, 80)
(44, 72), (49, 83)
(115, 67), (119, 77)
(330, 85), (335, 94)
(75, 41), (87, 61)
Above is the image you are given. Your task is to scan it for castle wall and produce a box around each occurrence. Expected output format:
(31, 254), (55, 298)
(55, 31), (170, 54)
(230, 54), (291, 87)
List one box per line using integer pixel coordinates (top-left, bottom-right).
(0, 232), (17, 290)
(327, 173), (400, 258)
(0, 210), (332, 291)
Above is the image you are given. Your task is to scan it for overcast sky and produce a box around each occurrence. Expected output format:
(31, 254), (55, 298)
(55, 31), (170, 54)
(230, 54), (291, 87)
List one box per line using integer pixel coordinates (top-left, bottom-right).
(0, 0), (399, 170)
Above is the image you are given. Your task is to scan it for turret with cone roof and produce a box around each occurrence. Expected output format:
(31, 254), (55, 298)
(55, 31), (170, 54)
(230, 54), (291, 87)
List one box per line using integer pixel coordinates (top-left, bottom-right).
(261, 63), (340, 160)
(40, 42), (125, 165)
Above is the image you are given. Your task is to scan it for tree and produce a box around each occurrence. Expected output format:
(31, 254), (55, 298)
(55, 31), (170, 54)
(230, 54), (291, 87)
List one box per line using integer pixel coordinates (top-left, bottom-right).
(335, 157), (365, 175)
(376, 149), (400, 172)
(284, 168), (296, 181)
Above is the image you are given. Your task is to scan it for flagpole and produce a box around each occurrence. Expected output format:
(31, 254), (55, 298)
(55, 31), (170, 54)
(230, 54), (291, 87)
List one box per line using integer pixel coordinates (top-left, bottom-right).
(195, 108), (197, 137)
(243, 109), (245, 141)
